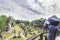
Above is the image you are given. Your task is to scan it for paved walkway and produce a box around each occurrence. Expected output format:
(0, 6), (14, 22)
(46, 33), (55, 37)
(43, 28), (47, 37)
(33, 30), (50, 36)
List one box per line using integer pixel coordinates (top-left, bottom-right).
(55, 36), (60, 40)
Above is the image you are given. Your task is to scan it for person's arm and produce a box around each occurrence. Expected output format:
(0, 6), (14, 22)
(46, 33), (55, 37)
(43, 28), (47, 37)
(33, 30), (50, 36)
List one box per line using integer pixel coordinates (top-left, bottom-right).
(43, 21), (50, 32)
(43, 21), (50, 28)
(43, 23), (46, 28)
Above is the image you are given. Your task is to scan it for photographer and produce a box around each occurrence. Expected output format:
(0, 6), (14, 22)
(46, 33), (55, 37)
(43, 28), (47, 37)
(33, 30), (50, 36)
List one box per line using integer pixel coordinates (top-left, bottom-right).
(43, 18), (59, 40)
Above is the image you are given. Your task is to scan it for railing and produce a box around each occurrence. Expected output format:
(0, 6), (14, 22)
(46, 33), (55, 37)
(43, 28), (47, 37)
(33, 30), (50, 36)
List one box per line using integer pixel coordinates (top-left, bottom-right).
(27, 31), (48, 40)
(27, 29), (60, 40)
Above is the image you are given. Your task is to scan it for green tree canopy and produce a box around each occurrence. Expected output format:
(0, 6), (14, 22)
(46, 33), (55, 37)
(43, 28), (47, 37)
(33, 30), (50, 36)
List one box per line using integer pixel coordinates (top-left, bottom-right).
(0, 15), (8, 32)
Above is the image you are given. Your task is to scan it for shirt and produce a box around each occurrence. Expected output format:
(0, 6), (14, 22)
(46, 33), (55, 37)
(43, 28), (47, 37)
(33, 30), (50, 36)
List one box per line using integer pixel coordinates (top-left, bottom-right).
(48, 25), (58, 40)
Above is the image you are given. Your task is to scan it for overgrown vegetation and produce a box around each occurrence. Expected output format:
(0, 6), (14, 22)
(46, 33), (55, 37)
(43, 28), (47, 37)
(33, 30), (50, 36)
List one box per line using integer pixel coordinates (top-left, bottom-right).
(0, 15), (60, 40)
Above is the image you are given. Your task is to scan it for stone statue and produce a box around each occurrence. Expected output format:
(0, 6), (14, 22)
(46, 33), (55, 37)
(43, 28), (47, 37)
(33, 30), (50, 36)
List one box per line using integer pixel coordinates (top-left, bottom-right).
(13, 30), (16, 38)
(6, 16), (12, 31)
(18, 31), (21, 38)
(0, 32), (2, 40)
(24, 27), (28, 37)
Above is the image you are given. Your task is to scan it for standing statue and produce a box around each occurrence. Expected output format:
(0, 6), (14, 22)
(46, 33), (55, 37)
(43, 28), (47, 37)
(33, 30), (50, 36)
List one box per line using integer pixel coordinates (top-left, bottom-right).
(18, 31), (21, 38)
(0, 32), (2, 40)
(6, 16), (12, 31)
(24, 27), (28, 37)
(13, 30), (16, 38)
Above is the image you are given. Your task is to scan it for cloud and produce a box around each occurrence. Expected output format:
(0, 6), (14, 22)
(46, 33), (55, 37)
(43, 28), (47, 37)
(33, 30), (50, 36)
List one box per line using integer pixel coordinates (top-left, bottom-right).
(0, 0), (60, 21)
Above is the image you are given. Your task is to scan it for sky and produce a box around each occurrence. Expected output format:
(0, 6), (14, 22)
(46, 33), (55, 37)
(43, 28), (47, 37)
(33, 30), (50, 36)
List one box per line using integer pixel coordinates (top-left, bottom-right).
(0, 0), (60, 21)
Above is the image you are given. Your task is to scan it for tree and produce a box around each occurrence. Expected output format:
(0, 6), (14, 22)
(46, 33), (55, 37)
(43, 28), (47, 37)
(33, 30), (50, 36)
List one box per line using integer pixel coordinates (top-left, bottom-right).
(31, 18), (46, 28)
(22, 20), (30, 26)
(0, 15), (8, 32)
(11, 17), (15, 27)
(50, 15), (58, 19)
(15, 20), (21, 24)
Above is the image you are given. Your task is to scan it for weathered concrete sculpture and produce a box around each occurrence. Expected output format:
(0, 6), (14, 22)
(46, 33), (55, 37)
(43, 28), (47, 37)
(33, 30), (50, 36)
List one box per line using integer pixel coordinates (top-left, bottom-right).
(13, 30), (16, 38)
(6, 16), (11, 31)
(18, 31), (21, 38)
(0, 32), (2, 40)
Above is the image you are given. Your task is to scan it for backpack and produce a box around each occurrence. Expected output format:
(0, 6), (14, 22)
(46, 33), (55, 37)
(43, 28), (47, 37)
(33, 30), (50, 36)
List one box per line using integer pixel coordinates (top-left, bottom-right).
(48, 18), (59, 26)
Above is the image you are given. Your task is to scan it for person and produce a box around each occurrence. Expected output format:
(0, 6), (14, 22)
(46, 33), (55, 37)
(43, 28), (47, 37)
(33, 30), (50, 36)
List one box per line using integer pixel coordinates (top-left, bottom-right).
(43, 18), (59, 40)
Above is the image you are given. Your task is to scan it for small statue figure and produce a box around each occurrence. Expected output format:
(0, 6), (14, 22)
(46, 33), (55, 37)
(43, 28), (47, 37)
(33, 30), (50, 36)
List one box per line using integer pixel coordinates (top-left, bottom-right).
(13, 30), (16, 38)
(18, 31), (21, 38)
(0, 32), (2, 40)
